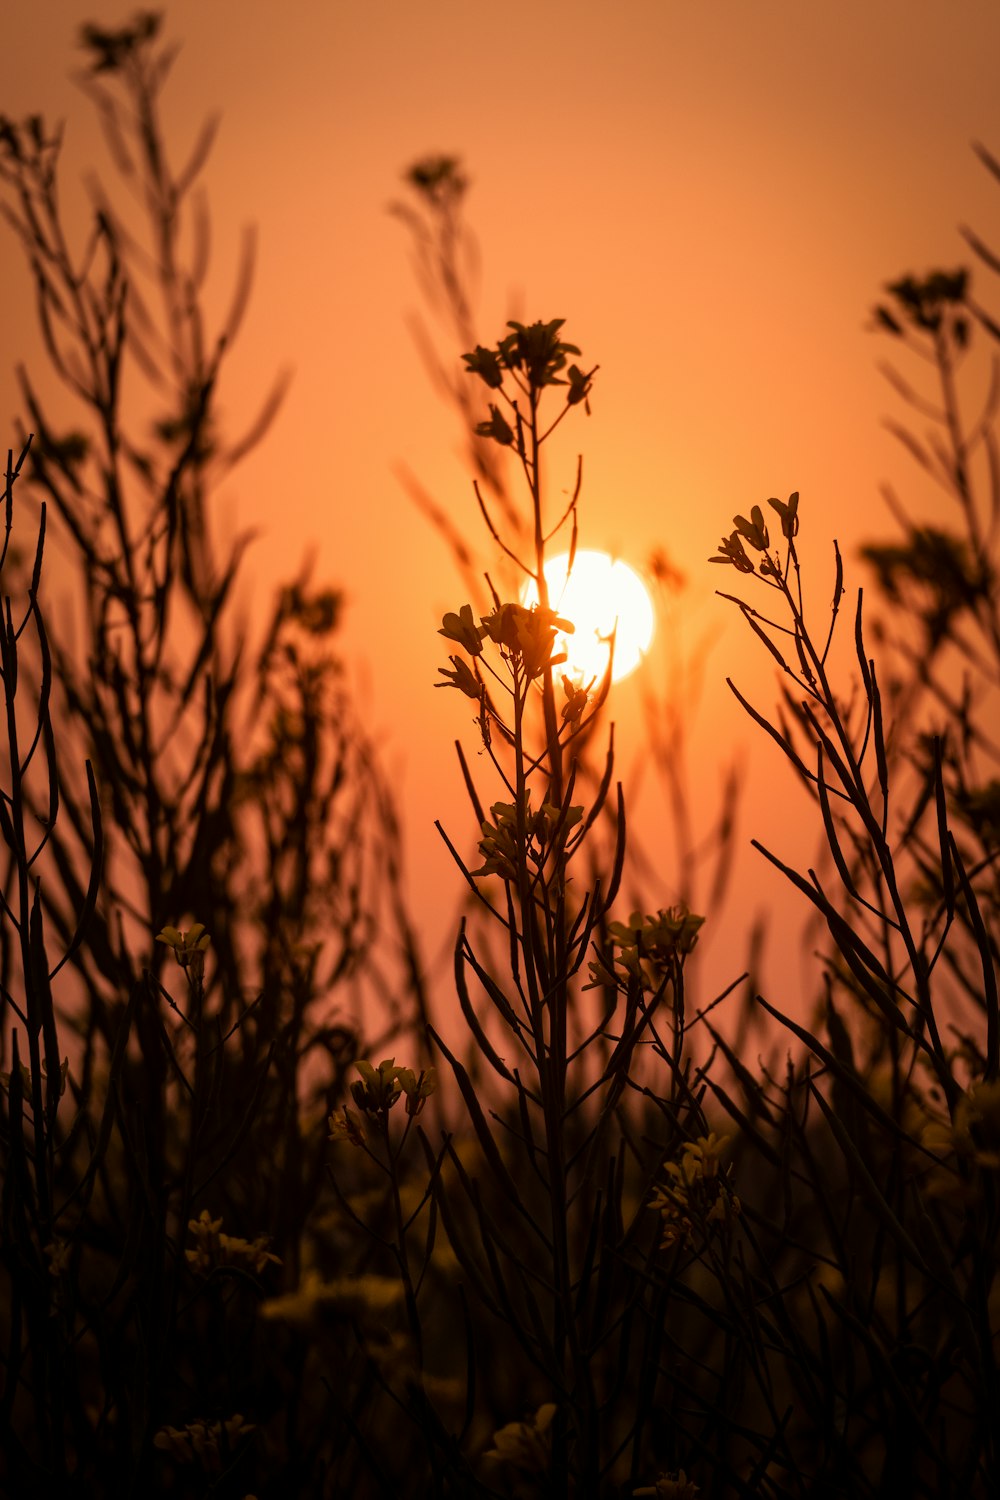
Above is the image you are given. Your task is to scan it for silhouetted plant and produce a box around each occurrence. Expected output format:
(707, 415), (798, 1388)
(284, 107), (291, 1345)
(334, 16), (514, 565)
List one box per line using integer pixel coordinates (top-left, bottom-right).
(0, 14), (403, 1030)
(703, 172), (1000, 1485)
(0, 14), (426, 1496)
(707, 477), (998, 1495)
(307, 312), (749, 1500)
(867, 258), (999, 917)
(2, 16), (999, 1497)
(391, 155), (523, 586)
(394, 155), (743, 1023)
(0, 435), (104, 1491)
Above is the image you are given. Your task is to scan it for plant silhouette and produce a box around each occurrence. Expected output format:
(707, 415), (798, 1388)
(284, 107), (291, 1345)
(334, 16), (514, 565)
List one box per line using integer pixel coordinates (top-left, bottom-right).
(0, 15), (997, 1500)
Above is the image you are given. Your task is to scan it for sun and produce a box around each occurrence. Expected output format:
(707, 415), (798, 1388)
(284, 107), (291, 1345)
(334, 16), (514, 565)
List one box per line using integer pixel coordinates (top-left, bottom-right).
(521, 550), (655, 685)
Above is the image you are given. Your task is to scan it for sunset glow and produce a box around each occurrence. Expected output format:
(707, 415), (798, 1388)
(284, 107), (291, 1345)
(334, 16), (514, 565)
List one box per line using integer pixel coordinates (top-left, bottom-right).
(522, 550), (655, 685)
(3, 6), (1000, 1487)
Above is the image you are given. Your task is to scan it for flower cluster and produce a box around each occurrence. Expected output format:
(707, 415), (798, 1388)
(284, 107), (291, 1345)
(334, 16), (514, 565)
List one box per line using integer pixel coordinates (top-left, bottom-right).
(463, 318), (594, 399)
(156, 922), (211, 978)
(340, 1057), (438, 1125)
(405, 153), (467, 204)
(473, 799), (521, 882)
(153, 1413), (255, 1472)
(438, 599), (575, 692)
(589, 906), (704, 993)
(473, 793), (583, 882)
(500, 318), (578, 389)
(650, 1133), (740, 1249)
(185, 1208), (282, 1277)
(484, 601), (574, 680)
(874, 268), (968, 339)
(709, 493), (799, 571)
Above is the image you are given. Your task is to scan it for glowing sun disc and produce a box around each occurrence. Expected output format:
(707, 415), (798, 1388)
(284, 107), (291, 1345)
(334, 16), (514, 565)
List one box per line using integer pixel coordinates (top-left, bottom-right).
(521, 551), (655, 684)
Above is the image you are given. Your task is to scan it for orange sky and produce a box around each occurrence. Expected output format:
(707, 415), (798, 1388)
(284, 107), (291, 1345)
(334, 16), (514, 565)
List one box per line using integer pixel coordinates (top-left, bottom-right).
(4, 0), (1000, 1027)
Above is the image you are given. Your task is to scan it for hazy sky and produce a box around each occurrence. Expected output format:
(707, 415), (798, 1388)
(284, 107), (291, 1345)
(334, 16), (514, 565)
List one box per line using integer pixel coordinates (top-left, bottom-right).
(4, 0), (1000, 1021)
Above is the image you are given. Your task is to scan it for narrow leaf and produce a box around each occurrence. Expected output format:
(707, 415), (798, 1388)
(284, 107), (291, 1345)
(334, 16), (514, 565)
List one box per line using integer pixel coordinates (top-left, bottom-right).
(950, 832), (999, 1078)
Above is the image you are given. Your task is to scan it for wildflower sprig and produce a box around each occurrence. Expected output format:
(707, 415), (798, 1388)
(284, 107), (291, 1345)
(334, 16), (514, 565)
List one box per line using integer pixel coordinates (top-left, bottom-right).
(435, 589), (608, 816)
(428, 313), (655, 1499)
(650, 1132), (741, 1250)
(589, 905), (704, 995)
(329, 1058), (439, 1157)
(463, 318), (596, 424)
(349, 1057), (438, 1119)
(708, 491), (857, 719)
(873, 267), (969, 343)
(438, 599), (574, 695)
(326, 1055), (443, 1411)
(351, 1056), (405, 1115)
(709, 489), (967, 1047)
(442, 319), (611, 800)
(463, 318), (597, 460)
(185, 1207), (282, 1278)
(473, 792), (584, 883)
(480, 600), (574, 680)
(709, 494), (799, 580)
(156, 922), (211, 978)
